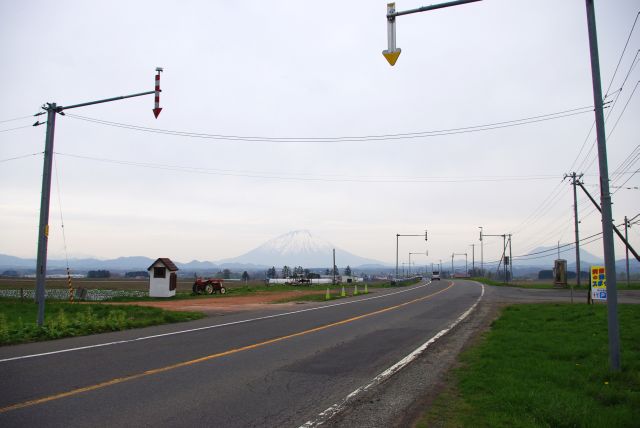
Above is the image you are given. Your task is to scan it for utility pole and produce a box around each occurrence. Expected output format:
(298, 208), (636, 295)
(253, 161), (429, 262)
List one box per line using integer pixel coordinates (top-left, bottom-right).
(484, 232), (506, 282)
(586, 0), (620, 371)
(470, 243), (475, 275)
(625, 216), (629, 288)
(503, 234), (507, 282)
(333, 248), (336, 285)
(465, 253), (468, 275)
(34, 68), (163, 327)
(34, 104), (57, 327)
(479, 226), (483, 277)
(508, 234), (512, 283)
(565, 172), (584, 288)
(451, 254), (454, 276)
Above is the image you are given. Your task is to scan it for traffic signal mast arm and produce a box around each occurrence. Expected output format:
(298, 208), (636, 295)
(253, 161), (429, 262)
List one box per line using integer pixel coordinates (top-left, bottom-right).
(383, 0), (483, 66)
(56, 90), (157, 112)
(386, 0), (482, 18)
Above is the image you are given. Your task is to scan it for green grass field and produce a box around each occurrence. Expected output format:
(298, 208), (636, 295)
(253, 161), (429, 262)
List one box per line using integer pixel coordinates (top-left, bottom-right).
(0, 300), (204, 346)
(418, 303), (640, 427)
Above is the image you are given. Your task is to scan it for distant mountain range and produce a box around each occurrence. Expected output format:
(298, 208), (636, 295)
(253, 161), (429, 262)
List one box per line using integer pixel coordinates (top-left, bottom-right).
(2, 231), (637, 274)
(0, 230), (388, 272)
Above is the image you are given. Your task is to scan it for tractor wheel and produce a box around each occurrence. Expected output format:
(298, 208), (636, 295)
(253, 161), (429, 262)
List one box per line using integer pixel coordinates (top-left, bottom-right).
(219, 287), (226, 294)
(205, 284), (214, 295)
(192, 283), (200, 294)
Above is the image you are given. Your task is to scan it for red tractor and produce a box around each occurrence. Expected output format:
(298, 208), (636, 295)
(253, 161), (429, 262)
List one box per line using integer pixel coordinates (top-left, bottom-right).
(192, 277), (227, 295)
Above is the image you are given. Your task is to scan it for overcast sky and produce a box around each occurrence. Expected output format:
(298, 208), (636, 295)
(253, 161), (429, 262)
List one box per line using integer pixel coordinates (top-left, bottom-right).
(1, 0), (639, 268)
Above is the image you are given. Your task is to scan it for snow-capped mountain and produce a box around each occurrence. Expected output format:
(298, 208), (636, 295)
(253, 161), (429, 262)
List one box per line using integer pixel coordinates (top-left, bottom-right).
(220, 230), (386, 268)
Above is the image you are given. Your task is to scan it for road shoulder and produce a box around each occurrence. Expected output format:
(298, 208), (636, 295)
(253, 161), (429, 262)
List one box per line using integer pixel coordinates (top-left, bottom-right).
(325, 298), (502, 428)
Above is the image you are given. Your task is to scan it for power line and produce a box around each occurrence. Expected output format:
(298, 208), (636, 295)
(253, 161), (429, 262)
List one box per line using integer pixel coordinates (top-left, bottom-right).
(0, 152), (43, 163)
(64, 106), (594, 143)
(54, 152), (561, 184)
(604, 10), (640, 98)
(0, 125), (32, 133)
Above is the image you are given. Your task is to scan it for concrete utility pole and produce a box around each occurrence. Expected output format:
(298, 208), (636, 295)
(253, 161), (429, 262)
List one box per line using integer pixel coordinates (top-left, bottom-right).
(479, 227), (483, 277)
(34, 68), (163, 327)
(624, 216), (629, 288)
(483, 232), (507, 281)
(565, 172), (584, 288)
(34, 104), (57, 327)
(585, 0), (620, 371)
(470, 243), (475, 275)
(508, 234), (513, 282)
(333, 248), (336, 285)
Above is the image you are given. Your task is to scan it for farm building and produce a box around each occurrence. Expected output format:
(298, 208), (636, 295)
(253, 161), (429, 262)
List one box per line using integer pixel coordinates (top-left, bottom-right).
(147, 258), (178, 297)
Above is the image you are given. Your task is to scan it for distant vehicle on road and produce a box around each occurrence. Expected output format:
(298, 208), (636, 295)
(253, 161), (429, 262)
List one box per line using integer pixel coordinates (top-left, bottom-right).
(431, 271), (441, 281)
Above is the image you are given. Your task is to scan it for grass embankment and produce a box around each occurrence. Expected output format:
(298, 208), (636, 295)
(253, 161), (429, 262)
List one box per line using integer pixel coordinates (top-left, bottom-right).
(0, 300), (203, 346)
(470, 276), (640, 290)
(418, 304), (640, 427)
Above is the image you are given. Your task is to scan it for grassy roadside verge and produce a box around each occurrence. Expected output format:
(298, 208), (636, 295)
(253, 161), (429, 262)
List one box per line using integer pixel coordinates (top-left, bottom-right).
(470, 276), (640, 290)
(0, 299), (204, 346)
(417, 304), (640, 427)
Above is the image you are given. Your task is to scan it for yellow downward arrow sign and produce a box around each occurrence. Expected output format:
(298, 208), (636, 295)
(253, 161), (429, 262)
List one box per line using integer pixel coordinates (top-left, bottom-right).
(382, 49), (401, 66)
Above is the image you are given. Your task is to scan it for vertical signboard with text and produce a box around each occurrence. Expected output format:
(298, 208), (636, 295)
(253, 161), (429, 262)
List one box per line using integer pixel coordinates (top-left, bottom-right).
(590, 266), (607, 301)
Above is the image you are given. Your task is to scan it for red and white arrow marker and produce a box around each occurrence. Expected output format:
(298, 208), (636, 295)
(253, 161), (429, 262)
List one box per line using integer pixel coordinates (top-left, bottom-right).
(153, 67), (163, 119)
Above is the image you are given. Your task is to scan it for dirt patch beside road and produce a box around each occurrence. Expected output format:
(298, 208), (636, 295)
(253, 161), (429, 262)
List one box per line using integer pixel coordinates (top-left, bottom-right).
(112, 290), (326, 313)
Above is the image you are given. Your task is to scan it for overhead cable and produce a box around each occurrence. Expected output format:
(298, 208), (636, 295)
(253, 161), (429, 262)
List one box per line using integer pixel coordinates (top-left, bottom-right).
(64, 106), (594, 143)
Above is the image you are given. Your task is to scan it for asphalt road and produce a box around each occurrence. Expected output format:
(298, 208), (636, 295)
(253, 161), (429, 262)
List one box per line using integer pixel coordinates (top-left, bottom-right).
(0, 280), (482, 427)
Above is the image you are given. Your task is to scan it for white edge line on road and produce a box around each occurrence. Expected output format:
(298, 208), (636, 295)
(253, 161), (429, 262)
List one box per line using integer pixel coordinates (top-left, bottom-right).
(0, 282), (433, 364)
(299, 281), (485, 428)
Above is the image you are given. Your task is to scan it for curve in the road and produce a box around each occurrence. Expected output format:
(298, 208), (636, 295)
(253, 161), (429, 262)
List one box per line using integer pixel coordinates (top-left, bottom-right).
(0, 281), (457, 415)
(300, 281), (485, 427)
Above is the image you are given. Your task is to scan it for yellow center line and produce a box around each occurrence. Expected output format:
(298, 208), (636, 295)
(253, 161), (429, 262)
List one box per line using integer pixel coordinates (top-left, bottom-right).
(0, 281), (454, 414)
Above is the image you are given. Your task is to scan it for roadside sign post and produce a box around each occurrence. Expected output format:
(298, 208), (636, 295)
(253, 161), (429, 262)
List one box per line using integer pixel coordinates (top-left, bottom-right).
(590, 266), (607, 302)
(34, 68), (164, 326)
